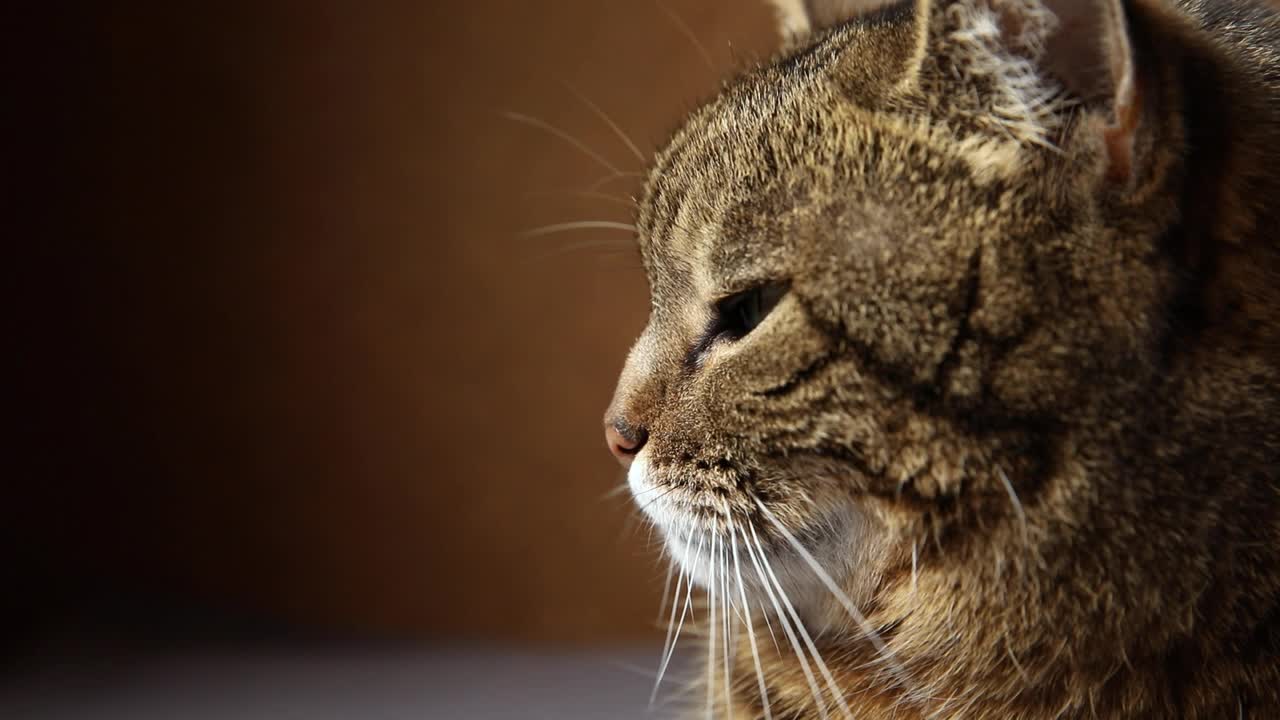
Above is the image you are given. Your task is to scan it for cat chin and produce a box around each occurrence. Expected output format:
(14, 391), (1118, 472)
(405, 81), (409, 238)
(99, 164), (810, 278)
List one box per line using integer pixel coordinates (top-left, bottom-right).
(658, 527), (836, 621)
(629, 452), (873, 621)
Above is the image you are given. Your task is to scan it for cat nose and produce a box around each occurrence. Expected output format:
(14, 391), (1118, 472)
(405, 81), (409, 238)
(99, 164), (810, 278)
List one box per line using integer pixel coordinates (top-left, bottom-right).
(605, 419), (648, 467)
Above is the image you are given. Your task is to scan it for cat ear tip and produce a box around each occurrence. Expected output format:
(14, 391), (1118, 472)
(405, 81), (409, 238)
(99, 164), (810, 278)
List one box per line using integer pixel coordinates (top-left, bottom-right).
(763, 0), (811, 36)
(764, 0), (906, 39)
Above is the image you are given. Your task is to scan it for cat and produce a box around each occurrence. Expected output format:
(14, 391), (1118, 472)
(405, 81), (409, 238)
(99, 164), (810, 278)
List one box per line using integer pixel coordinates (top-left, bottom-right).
(603, 0), (1280, 717)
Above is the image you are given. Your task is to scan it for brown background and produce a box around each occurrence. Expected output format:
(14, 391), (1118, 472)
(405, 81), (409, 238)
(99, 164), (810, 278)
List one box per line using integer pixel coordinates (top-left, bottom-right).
(12, 2), (776, 650)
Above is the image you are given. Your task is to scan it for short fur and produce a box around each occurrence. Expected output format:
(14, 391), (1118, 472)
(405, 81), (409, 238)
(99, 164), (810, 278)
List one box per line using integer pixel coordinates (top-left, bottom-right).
(607, 0), (1280, 717)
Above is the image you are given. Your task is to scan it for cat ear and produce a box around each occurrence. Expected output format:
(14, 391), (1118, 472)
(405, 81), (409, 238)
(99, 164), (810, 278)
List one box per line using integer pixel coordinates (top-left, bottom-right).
(765, 0), (903, 40)
(909, 0), (1141, 180)
(1042, 0), (1140, 181)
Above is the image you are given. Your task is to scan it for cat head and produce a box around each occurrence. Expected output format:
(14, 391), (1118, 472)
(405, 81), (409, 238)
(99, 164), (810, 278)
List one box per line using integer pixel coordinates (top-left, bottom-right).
(607, 0), (1218, 650)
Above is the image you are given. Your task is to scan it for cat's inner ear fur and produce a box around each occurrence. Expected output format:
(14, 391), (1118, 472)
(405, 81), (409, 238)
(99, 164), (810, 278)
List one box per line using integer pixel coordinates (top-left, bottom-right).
(909, 0), (1142, 180)
(1040, 0), (1141, 180)
(766, 0), (904, 39)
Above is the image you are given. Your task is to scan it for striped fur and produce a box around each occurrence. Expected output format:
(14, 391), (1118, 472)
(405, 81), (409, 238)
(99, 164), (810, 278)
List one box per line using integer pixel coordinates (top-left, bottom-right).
(608, 0), (1280, 716)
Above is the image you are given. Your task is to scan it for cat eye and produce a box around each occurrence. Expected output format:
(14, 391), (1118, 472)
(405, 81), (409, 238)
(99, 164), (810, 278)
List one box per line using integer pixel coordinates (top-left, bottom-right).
(713, 282), (789, 342)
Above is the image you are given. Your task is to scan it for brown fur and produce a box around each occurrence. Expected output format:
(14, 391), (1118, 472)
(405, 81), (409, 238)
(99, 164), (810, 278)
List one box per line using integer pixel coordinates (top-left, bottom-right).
(606, 0), (1280, 716)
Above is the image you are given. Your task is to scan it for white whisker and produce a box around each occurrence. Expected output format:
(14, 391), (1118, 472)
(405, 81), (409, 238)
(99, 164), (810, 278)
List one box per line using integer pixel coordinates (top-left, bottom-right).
(652, 530), (704, 706)
(587, 170), (646, 192)
(911, 538), (919, 598)
(521, 221), (638, 238)
(658, 561), (676, 625)
(600, 482), (633, 500)
(656, 0), (716, 71)
(650, 668), (711, 715)
(731, 521), (773, 720)
(706, 532), (719, 720)
(562, 81), (648, 165)
(743, 520), (830, 720)
(531, 238), (635, 262)
(752, 495), (916, 694)
(720, 535), (732, 713)
(635, 486), (677, 516)
(524, 188), (638, 209)
(997, 466), (1028, 538)
(748, 521), (852, 719)
(756, 591), (781, 653)
(502, 111), (623, 175)
(1003, 629), (1031, 685)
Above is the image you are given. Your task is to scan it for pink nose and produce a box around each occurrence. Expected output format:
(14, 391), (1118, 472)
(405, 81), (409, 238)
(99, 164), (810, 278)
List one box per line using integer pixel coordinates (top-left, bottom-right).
(605, 420), (647, 468)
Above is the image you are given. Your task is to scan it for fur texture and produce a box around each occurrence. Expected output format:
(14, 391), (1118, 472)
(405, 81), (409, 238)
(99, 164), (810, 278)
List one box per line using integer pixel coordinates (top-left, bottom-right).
(607, 0), (1280, 716)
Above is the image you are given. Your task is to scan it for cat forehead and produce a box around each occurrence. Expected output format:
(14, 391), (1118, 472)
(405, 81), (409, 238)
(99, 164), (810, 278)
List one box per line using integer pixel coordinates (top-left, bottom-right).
(636, 83), (996, 277)
(630, 1), (1082, 292)
(636, 32), (903, 245)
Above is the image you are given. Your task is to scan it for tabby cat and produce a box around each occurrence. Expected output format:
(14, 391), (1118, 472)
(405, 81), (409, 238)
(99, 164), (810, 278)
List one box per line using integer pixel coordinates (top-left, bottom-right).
(604, 0), (1280, 717)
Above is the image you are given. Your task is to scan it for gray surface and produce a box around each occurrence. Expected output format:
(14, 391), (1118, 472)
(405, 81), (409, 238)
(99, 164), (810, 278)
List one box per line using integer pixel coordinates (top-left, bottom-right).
(2, 648), (696, 720)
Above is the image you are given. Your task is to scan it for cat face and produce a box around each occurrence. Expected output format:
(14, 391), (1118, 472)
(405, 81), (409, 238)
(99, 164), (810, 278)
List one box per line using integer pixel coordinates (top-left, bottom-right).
(607, 0), (1178, 621)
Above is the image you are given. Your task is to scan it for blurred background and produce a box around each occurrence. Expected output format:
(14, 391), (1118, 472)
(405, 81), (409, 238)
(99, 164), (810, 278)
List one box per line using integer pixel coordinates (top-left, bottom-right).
(8, 1), (776, 717)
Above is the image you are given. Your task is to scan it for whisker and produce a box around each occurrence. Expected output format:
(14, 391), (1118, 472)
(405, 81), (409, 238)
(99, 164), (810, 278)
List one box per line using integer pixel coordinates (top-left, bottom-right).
(758, 598), (781, 653)
(600, 482), (633, 501)
(635, 486), (677, 516)
(617, 507), (644, 544)
(911, 538), (919, 598)
(747, 553), (780, 654)
(997, 466), (1029, 538)
(720, 535), (732, 714)
(604, 659), (667, 680)
(587, 170), (646, 192)
(658, 561), (677, 626)
(752, 495), (916, 695)
(706, 532), (719, 720)
(743, 520), (830, 720)
(1003, 627), (1032, 685)
(747, 521), (853, 719)
(591, 253), (645, 272)
(653, 529), (704, 707)
(656, 1), (716, 71)
(655, 562), (686, 699)
(521, 220), (638, 238)
(562, 81), (648, 165)
(531, 238), (635, 262)
(523, 188), (638, 209)
(650, 669), (708, 714)
(730, 521), (774, 720)
(502, 111), (623, 175)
